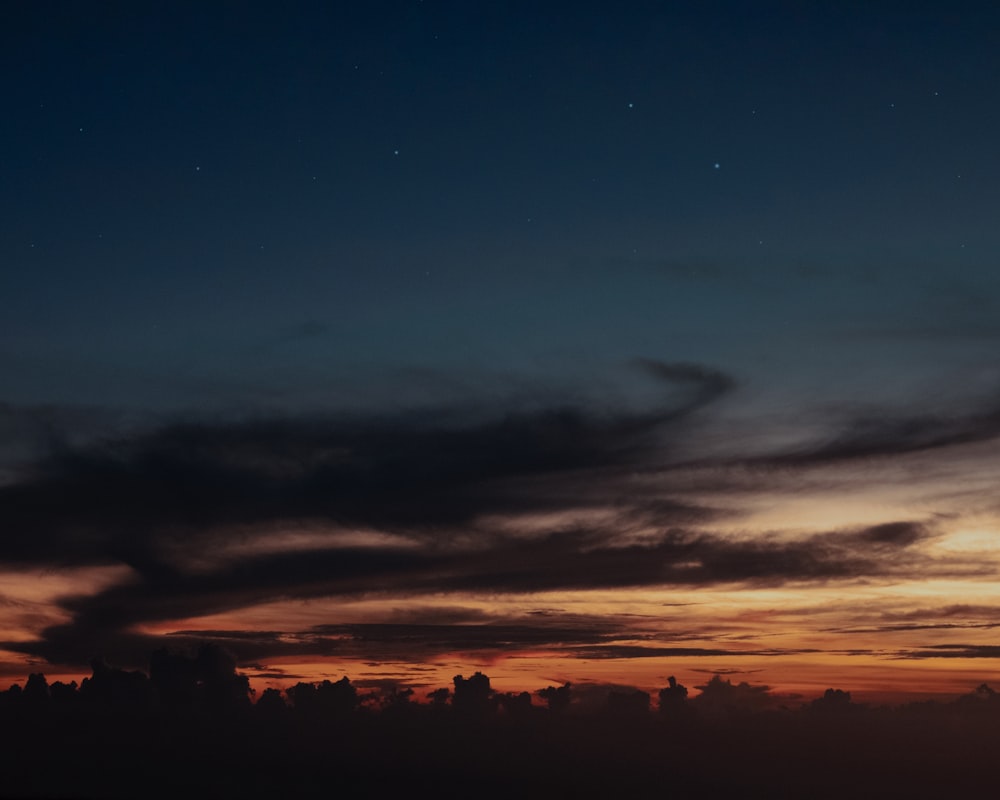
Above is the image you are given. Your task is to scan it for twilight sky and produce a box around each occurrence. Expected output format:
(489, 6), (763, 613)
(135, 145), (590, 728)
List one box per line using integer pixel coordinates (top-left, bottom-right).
(2, 0), (1000, 701)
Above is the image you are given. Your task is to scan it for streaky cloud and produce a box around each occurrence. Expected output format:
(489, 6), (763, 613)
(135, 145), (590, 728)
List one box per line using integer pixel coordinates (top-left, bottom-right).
(737, 405), (1000, 467)
(7, 520), (937, 667)
(896, 644), (1000, 660)
(0, 358), (734, 570)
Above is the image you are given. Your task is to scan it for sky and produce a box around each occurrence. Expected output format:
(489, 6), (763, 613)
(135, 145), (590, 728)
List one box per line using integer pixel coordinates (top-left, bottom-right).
(2, 0), (1000, 703)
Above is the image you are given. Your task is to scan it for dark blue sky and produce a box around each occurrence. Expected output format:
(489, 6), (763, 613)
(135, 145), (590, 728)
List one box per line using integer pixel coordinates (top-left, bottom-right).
(4, 0), (1000, 426)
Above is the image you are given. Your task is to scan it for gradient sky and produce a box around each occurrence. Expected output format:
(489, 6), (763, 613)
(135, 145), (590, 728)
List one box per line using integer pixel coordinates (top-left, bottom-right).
(3, 1), (1000, 703)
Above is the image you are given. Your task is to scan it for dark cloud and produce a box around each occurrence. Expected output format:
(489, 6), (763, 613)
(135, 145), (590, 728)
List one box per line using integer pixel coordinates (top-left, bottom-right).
(896, 645), (1000, 660)
(0, 401), (137, 483)
(561, 645), (812, 660)
(0, 359), (732, 571)
(824, 604), (1000, 635)
(0, 359), (974, 673)
(690, 668), (765, 675)
(739, 405), (1000, 467)
(855, 521), (926, 546)
(829, 622), (1000, 635)
(425, 522), (936, 596)
(6, 617), (651, 674)
(631, 360), (736, 411)
(5, 520), (936, 667)
(310, 622), (622, 651)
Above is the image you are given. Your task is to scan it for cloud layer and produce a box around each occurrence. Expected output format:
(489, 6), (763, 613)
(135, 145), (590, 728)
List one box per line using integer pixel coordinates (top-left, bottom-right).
(1, 360), (996, 675)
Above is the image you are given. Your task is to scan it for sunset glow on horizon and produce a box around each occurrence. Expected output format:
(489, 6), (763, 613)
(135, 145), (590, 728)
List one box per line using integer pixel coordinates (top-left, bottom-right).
(4, 441), (999, 705)
(3, 2), (1000, 718)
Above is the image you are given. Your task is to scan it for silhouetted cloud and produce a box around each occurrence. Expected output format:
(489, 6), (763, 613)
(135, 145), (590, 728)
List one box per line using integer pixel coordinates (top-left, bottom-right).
(829, 621), (1000, 635)
(631, 359), (736, 411)
(0, 359), (731, 568)
(564, 644), (817, 659)
(4, 657), (1000, 800)
(606, 687), (650, 715)
(0, 362), (733, 666)
(0, 401), (134, 482)
(737, 405), (1000, 467)
(2, 358), (990, 675)
(896, 644), (1000, 659)
(310, 621), (622, 651)
(693, 675), (776, 715)
(6, 516), (942, 667)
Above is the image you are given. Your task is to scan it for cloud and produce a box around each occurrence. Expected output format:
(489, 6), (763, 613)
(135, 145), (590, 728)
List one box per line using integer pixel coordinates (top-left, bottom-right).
(305, 621), (627, 664)
(737, 406), (1000, 467)
(896, 645), (1000, 660)
(821, 604), (1000, 635)
(4, 520), (937, 667)
(0, 401), (136, 483)
(692, 674), (778, 714)
(631, 360), (736, 412)
(0, 359), (735, 571)
(0, 358), (980, 672)
(0, 360), (737, 665)
(561, 645), (813, 660)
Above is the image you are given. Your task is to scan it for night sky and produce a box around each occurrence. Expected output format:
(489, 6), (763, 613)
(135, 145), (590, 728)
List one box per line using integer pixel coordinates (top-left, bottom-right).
(3, 1), (1000, 702)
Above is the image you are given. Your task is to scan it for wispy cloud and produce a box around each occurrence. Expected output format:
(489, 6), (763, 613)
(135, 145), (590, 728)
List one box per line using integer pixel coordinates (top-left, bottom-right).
(708, 404), (1000, 468)
(895, 644), (1000, 660)
(1, 358), (996, 673)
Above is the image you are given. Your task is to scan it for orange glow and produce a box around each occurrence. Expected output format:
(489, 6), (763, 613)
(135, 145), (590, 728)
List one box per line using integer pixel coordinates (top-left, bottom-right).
(126, 573), (1000, 703)
(4, 488), (1000, 702)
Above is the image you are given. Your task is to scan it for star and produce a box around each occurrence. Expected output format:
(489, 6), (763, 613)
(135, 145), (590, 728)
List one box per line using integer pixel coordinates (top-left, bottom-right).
(713, 163), (720, 169)
(627, 102), (634, 109)
(393, 150), (400, 156)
